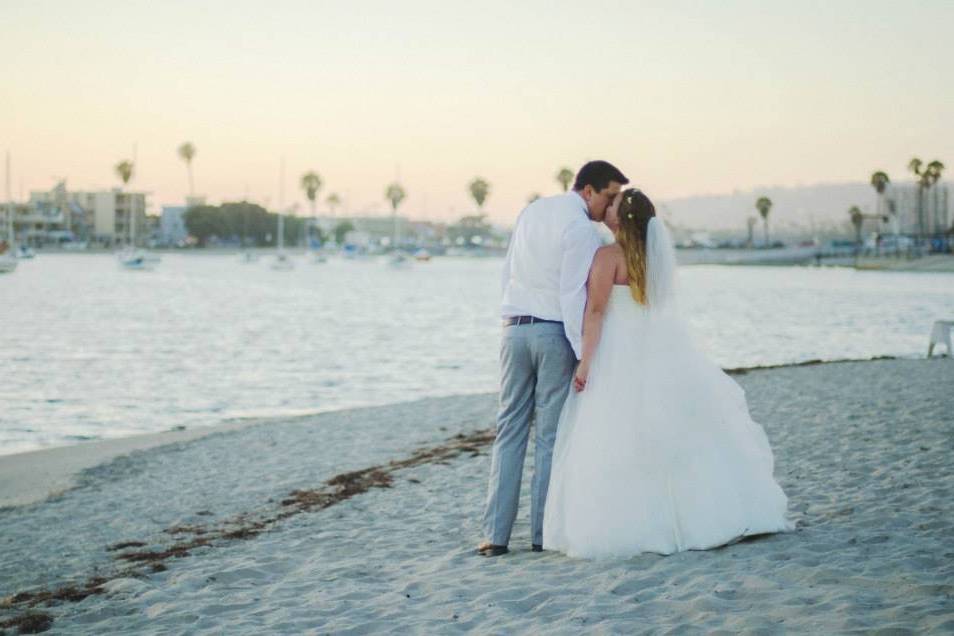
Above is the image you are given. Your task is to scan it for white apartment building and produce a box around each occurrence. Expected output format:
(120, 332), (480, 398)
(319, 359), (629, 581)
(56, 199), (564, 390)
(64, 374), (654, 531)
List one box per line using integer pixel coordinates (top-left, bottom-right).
(29, 187), (148, 246)
(77, 190), (148, 245)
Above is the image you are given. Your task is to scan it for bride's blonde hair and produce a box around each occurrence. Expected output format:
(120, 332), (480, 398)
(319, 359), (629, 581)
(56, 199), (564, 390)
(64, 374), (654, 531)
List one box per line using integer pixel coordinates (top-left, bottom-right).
(614, 188), (657, 305)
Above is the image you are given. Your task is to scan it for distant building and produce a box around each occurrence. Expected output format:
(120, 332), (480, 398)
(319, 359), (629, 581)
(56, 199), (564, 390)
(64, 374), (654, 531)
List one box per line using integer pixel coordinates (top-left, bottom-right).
(342, 229), (372, 248)
(160, 206), (189, 246)
(330, 214), (409, 247)
(28, 186), (149, 246)
(80, 190), (148, 246)
(407, 221), (445, 243)
(352, 214), (405, 240)
(882, 183), (949, 236)
(23, 181), (89, 245)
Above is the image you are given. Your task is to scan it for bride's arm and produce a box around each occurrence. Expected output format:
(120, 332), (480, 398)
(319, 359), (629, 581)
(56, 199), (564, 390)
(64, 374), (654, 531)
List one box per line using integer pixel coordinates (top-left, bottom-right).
(573, 247), (615, 392)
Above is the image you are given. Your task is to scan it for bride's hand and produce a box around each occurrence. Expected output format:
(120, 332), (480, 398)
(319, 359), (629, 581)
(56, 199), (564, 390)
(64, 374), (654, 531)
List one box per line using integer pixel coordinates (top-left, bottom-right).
(573, 361), (590, 392)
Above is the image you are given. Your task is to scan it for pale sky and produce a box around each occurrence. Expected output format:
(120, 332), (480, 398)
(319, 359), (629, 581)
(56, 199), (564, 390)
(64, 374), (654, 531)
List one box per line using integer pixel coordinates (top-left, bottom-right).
(2, 0), (952, 223)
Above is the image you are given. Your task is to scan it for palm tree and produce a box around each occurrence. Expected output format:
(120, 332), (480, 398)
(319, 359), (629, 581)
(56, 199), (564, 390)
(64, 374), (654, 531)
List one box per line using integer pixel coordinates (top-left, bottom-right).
(115, 160), (134, 187)
(300, 172), (322, 217)
(926, 161), (945, 179)
(555, 167), (573, 192)
(299, 172), (322, 250)
(869, 170), (891, 235)
(746, 216), (757, 247)
(385, 182), (406, 249)
(909, 158), (945, 238)
(326, 193), (341, 217)
(848, 206), (864, 245)
(909, 157), (922, 192)
(114, 160), (135, 247)
(755, 196), (772, 246)
(469, 178), (490, 212)
(177, 142), (196, 197)
(926, 161), (946, 237)
(386, 183), (406, 213)
(848, 205), (864, 264)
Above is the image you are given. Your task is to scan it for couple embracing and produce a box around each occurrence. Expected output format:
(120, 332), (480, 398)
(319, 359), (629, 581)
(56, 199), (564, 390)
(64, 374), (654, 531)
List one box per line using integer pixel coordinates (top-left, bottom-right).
(478, 161), (793, 560)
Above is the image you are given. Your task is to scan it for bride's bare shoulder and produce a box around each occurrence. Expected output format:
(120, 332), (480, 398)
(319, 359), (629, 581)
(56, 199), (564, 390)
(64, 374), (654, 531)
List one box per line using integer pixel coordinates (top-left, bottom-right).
(591, 244), (626, 281)
(593, 243), (627, 284)
(592, 244), (620, 267)
(595, 243), (623, 258)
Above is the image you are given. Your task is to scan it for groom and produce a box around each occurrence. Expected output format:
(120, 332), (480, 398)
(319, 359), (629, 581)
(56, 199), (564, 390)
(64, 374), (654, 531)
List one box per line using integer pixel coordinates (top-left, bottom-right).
(477, 161), (628, 556)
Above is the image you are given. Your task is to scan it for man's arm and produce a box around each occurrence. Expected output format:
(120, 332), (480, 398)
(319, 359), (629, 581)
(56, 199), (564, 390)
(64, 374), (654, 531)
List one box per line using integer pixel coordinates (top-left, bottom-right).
(501, 208), (527, 296)
(573, 246), (615, 391)
(501, 230), (514, 294)
(559, 219), (601, 359)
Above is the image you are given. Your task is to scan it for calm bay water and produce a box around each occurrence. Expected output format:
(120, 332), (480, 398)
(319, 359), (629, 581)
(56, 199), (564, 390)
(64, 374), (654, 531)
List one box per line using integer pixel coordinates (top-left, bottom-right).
(1, 253), (951, 456)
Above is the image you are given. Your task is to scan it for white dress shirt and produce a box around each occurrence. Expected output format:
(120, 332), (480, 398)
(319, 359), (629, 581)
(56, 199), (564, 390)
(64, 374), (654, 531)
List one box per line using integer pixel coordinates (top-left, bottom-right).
(501, 191), (602, 359)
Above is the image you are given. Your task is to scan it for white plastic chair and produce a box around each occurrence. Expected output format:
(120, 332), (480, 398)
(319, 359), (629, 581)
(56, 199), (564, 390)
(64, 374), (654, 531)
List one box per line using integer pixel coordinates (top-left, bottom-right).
(928, 320), (954, 358)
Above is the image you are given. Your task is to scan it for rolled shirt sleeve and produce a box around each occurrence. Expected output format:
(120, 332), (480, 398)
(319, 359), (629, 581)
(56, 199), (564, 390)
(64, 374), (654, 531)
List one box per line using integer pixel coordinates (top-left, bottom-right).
(559, 219), (601, 359)
(500, 230), (514, 294)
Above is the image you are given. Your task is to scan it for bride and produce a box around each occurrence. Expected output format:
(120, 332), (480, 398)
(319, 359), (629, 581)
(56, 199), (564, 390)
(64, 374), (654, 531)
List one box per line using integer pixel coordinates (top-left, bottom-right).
(543, 188), (794, 559)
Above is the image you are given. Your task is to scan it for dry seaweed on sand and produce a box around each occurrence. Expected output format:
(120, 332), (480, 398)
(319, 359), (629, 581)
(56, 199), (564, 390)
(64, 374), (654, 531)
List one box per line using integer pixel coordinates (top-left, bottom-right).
(0, 427), (497, 632)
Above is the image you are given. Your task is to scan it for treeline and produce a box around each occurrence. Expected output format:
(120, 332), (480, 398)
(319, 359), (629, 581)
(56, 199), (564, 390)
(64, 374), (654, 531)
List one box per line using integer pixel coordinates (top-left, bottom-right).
(446, 214), (494, 246)
(184, 202), (326, 247)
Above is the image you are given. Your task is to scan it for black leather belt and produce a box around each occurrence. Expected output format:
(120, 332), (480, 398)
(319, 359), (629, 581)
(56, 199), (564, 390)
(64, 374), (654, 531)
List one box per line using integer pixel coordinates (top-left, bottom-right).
(503, 316), (563, 327)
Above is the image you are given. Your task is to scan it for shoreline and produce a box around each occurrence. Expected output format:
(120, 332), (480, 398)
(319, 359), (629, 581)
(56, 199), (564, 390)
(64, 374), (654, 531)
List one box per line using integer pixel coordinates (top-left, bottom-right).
(0, 354), (913, 510)
(676, 249), (954, 271)
(0, 391), (492, 509)
(18, 249), (954, 271)
(0, 421), (256, 509)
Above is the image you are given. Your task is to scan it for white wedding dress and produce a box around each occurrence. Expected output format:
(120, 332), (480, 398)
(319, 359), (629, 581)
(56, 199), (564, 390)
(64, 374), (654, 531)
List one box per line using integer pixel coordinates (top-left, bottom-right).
(543, 220), (793, 559)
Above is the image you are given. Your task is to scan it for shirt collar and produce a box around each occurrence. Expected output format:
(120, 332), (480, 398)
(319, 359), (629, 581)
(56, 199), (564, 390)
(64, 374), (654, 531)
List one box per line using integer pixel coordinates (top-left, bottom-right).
(571, 191), (590, 220)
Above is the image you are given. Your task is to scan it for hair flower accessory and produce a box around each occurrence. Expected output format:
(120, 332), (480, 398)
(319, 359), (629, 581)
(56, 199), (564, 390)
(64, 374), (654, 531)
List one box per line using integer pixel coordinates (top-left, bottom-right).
(624, 187), (641, 206)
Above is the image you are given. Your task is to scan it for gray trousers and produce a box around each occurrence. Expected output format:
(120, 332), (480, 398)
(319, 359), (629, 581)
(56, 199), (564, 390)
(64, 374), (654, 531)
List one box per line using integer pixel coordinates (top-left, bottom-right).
(482, 321), (576, 546)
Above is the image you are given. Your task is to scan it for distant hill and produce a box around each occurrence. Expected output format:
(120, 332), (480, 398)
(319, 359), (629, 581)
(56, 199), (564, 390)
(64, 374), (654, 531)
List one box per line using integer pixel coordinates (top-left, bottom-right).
(659, 182), (879, 232)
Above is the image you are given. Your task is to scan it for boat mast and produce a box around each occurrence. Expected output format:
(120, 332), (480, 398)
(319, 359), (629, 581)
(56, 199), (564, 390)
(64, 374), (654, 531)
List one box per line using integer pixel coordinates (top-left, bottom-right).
(129, 142), (137, 248)
(392, 163), (401, 250)
(5, 150), (14, 250)
(277, 156), (285, 252)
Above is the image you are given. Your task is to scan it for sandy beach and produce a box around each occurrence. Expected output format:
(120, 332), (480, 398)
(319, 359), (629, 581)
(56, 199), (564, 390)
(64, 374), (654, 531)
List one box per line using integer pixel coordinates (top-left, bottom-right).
(1, 358), (952, 634)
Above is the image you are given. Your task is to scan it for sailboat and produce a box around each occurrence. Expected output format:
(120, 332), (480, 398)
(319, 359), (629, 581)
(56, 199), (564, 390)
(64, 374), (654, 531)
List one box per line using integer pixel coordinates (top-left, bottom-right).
(0, 153), (18, 274)
(118, 148), (160, 271)
(388, 250), (410, 268)
(0, 203), (16, 274)
(309, 227), (327, 264)
(271, 211), (294, 270)
(387, 206), (409, 268)
(271, 158), (295, 271)
(117, 200), (159, 271)
(238, 222), (259, 263)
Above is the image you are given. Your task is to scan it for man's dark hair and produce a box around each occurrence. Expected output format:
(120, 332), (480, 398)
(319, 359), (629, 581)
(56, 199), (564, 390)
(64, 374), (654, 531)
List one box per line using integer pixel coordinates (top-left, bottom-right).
(573, 160), (629, 192)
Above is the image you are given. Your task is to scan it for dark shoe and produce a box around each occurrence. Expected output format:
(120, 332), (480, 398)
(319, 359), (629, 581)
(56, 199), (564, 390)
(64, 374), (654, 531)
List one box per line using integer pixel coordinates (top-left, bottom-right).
(477, 542), (509, 557)
(531, 544), (543, 552)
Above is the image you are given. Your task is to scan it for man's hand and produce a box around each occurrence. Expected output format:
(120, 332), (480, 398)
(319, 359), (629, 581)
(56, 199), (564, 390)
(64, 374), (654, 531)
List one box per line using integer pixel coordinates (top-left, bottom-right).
(573, 360), (590, 392)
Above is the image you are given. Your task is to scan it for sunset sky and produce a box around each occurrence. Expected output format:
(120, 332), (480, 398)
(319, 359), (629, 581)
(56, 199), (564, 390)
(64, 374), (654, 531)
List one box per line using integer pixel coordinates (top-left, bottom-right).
(2, 0), (952, 223)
